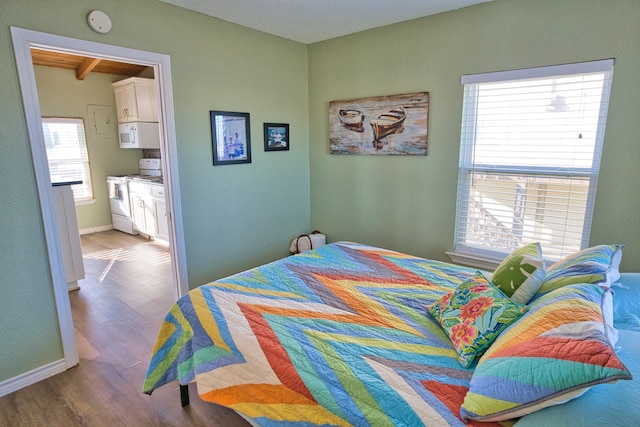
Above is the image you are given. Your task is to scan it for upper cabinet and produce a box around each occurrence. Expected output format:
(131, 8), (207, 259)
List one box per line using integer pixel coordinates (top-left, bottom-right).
(112, 77), (158, 123)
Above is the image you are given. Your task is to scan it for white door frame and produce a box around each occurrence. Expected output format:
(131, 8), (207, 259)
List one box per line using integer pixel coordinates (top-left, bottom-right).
(10, 27), (189, 369)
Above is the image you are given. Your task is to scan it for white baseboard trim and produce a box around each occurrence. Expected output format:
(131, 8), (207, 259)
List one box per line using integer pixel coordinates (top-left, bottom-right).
(79, 224), (113, 235)
(0, 359), (67, 398)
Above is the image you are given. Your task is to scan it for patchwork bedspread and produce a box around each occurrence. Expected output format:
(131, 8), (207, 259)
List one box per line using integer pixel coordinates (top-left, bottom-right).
(143, 242), (510, 426)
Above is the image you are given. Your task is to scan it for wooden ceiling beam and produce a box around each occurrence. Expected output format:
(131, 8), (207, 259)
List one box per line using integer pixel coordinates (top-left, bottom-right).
(76, 57), (102, 80)
(31, 48), (151, 78)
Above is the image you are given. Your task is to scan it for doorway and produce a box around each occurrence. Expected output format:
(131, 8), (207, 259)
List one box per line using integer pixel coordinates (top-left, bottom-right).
(11, 27), (188, 373)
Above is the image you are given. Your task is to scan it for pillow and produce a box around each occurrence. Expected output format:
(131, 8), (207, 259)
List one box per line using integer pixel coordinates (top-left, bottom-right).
(460, 283), (632, 422)
(535, 244), (622, 298)
(613, 273), (640, 331)
(513, 328), (640, 427)
(490, 242), (546, 304)
(427, 271), (527, 368)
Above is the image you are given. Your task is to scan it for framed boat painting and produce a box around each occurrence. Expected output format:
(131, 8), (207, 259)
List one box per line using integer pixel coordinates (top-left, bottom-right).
(210, 110), (252, 165)
(329, 92), (429, 155)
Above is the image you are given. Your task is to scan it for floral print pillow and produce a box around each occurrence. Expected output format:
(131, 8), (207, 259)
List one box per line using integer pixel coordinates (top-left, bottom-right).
(428, 271), (528, 368)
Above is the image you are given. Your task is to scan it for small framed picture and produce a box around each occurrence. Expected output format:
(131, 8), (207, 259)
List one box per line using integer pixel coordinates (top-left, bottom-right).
(263, 123), (289, 151)
(210, 110), (252, 165)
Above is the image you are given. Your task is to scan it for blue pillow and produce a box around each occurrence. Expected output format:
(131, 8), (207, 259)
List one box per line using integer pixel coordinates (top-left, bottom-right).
(613, 273), (640, 331)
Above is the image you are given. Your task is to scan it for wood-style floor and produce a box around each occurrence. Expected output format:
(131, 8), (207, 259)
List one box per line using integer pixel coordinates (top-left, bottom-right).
(0, 230), (251, 427)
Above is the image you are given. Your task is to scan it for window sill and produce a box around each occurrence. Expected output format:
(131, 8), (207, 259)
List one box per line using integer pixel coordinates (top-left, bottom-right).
(75, 198), (96, 206)
(445, 251), (501, 272)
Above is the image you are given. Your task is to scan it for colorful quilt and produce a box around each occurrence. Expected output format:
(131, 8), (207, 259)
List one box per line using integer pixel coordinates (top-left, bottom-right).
(143, 242), (511, 426)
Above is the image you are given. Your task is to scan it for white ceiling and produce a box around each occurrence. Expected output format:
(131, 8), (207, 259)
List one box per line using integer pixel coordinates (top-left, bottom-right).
(158, 0), (493, 44)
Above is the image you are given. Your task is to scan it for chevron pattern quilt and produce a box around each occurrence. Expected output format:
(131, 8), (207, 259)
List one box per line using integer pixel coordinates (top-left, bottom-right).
(143, 242), (511, 426)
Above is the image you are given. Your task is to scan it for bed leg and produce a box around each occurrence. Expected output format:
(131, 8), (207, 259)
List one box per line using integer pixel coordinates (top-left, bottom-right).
(180, 384), (190, 407)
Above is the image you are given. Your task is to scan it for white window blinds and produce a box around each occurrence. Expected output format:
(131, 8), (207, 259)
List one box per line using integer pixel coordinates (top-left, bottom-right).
(454, 59), (614, 263)
(42, 118), (94, 201)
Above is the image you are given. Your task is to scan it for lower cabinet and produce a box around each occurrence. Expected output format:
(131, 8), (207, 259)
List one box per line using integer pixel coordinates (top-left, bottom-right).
(129, 181), (168, 241)
(130, 191), (154, 237)
(152, 185), (169, 241)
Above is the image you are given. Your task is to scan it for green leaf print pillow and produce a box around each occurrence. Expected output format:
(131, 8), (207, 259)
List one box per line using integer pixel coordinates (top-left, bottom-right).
(491, 243), (546, 304)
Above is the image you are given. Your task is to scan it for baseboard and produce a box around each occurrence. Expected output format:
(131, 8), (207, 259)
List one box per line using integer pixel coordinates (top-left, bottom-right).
(0, 359), (67, 398)
(79, 224), (113, 235)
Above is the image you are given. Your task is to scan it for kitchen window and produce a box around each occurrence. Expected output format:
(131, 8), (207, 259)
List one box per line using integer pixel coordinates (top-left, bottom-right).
(451, 59), (614, 268)
(42, 117), (94, 202)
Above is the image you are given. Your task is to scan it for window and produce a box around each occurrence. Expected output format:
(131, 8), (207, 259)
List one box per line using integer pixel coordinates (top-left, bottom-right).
(42, 118), (94, 202)
(453, 59), (614, 265)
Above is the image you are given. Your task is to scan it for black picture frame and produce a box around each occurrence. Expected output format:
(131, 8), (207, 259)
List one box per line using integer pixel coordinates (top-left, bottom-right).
(210, 111), (252, 165)
(263, 123), (289, 151)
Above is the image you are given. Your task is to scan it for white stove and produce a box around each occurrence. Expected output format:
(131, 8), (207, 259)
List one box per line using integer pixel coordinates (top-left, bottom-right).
(107, 175), (137, 235)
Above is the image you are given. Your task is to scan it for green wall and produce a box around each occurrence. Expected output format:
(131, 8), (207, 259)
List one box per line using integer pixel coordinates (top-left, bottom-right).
(2, 0), (639, 391)
(308, 0), (640, 272)
(34, 66), (143, 229)
(0, 0), (309, 383)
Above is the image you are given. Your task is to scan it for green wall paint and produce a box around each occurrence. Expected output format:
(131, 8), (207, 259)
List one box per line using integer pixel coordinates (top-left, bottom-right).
(308, 0), (640, 271)
(34, 66), (143, 229)
(1, 0), (639, 391)
(1, 0), (309, 383)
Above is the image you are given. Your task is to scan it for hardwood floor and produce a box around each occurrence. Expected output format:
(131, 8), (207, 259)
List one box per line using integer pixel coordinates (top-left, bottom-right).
(0, 230), (251, 427)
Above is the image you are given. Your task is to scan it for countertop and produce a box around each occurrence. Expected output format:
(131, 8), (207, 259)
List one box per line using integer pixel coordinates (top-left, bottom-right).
(52, 180), (82, 187)
(128, 175), (163, 185)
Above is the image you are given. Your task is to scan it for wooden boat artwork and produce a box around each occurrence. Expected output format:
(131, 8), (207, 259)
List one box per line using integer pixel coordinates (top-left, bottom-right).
(369, 106), (406, 149)
(338, 109), (365, 132)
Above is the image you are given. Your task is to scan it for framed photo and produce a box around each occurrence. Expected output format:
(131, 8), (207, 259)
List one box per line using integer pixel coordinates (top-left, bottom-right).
(210, 110), (251, 165)
(263, 123), (289, 151)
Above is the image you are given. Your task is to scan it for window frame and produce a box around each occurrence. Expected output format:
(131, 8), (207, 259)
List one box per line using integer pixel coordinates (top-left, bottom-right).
(451, 59), (614, 268)
(41, 117), (94, 203)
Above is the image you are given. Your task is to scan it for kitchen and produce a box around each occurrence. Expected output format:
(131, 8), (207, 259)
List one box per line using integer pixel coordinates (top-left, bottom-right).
(108, 76), (168, 243)
(32, 49), (172, 291)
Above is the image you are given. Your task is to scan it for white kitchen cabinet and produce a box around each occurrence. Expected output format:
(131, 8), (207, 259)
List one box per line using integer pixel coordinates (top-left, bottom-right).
(129, 181), (154, 237)
(52, 183), (85, 291)
(130, 192), (153, 237)
(152, 185), (169, 242)
(112, 77), (158, 123)
(128, 180), (168, 241)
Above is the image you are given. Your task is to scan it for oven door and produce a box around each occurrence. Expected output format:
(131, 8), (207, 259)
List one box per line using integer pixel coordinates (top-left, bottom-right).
(107, 177), (131, 217)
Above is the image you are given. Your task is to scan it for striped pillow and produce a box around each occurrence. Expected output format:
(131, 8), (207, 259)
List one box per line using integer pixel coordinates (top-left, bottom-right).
(460, 283), (632, 422)
(535, 244), (622, 298)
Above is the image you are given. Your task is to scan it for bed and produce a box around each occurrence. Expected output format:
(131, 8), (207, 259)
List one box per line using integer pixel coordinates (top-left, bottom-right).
(143, 242), (638, 426)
